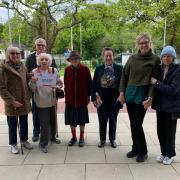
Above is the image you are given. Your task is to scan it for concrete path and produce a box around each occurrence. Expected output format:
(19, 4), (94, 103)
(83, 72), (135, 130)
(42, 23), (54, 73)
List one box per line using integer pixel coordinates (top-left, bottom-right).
(0, 113), (180, 180)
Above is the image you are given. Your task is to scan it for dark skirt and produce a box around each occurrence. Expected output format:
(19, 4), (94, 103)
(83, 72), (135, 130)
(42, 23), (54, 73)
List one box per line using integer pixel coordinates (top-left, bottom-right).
(65, 106), (89, 126)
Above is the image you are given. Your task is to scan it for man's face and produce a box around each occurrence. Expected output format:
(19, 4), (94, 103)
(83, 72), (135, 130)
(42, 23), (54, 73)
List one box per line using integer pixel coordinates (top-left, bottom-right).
(35, 42), (46, 54)
(103, 50), (114, 66)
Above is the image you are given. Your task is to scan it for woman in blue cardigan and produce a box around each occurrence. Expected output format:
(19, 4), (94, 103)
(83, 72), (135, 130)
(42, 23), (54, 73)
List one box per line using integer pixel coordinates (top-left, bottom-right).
(151, 46), (180, 165)
(92, 47), (123, 148)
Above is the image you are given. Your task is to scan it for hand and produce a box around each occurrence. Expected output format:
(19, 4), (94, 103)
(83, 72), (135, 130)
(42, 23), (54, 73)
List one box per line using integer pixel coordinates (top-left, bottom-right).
(12, 101), (23, 108)
(117, 92), (125, 104)
(30, 76), (38, 83)
(142, 97), (152, 109)
(150, 77), (157, 85)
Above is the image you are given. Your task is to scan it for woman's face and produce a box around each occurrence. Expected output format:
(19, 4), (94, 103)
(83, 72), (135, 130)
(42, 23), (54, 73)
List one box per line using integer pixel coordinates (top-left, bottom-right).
(138, 37), (151, 54)
(9, 50), (21, 63)
(39, 58), (49, 69)
(70, 58), (80, 67)
(162, 55), (174, 66)
(103, 50), (114, 65)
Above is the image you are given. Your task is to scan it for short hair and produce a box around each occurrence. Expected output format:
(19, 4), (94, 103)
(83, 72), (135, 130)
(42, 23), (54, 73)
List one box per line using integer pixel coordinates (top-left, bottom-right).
(102, 47), (115, 57)
(35, 38), (46, 46)
(5, 46), (21, 61)
(36, 53), (52, 66)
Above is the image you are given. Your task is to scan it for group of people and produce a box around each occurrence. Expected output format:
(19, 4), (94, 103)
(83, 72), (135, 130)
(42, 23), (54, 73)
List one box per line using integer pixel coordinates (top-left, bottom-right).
(0, 33), (179, 166)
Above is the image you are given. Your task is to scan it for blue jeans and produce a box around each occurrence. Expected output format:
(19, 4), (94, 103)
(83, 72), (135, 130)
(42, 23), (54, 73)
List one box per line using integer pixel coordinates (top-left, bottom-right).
(7, 115), (28, 145)
(32, 96), (40, 136)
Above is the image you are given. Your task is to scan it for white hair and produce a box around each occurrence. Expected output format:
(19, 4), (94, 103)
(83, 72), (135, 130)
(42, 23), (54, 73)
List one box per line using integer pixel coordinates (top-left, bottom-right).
(5, 46), (21, 61)
(36, 53), (52, 66)
(35, 38), (46, 46)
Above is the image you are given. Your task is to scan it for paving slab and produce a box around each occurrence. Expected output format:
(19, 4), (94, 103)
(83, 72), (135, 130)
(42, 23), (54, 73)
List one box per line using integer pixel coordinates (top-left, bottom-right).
(0, 165), (41, 180)
(24, 145), (67, 165)
(65, 146), (106, 163)
(38, 164), (85, 180)
(86, 164), (133, 180)
(129, 164), (180, 180)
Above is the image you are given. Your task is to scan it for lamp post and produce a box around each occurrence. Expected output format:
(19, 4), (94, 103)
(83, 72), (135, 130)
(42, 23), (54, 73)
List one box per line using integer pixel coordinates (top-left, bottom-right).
(163, 16), (167, 47)
(3, 1), (12, 45)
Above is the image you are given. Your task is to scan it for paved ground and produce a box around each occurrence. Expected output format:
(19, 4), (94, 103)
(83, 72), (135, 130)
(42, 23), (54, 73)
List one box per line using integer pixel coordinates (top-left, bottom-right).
(0, 111), (180, 180)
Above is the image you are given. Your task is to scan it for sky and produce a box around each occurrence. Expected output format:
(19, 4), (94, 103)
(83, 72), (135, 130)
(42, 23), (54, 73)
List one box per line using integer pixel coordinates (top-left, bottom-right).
(0, 0), (111, 24)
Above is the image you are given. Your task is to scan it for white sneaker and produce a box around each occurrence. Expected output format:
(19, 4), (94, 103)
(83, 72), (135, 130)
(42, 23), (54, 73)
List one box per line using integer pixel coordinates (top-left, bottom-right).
(22, 141), (33, 150)
(156, 154), (165, 163)
(11, 145), (19, 154)
(163, 156), (174, 165)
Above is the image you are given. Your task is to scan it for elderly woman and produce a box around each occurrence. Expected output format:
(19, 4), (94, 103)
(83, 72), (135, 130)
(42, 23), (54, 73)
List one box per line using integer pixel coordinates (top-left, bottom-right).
(151, 46), (180, 165)
(92, 47), (123, 148)
(29, 53), (61, 153)
(0, 46), (33, 154)
(118, 33), (160, 162)
(64, 51), (92, 147)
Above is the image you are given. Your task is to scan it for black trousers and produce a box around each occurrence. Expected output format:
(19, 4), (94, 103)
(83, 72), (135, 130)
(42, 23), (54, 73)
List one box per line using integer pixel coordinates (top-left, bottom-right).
(126, 102), (147, 155)
(97, 106), (119, 141)
(156, 111), (177, 158)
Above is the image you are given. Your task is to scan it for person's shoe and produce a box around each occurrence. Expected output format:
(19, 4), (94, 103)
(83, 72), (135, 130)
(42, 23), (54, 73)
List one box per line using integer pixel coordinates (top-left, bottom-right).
(11, 145), (19, 154)
(51, 137), (61, 144)
(39, 144), (48, 153)
(22, 141), (33, 150)
(68, 138), (77, 146)
(32, 135), (39, 142)
(110, 140), (117, 148)
(163, 156), (174, 165)
(156, 154), (165, 163)
(79, 139), (85, 147)
(136, 154), (148, 163)
(98, 140), (106, 148)
(126, 151), (138, 158)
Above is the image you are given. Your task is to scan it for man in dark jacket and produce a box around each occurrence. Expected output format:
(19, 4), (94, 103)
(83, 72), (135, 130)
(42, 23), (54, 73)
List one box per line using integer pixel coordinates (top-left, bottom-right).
(26, 38), (57, 142)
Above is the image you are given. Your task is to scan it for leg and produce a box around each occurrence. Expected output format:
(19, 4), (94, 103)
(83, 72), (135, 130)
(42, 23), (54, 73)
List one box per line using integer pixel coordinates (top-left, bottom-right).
(37, 107), (50, 146)
(165, 113), (177, 158)
(97, 108), (108, 142)
(7, 116), (17, 145)
(68, 126), (77, 146)
(109, 109), (118, 141)
(79, 125), (85, 147)
(126, 102), (138, 153)
(19, 114), (28, 142)
(132, 104), (147, 156)
(32, 96), (40, 140)
(156, 111), (167, 156)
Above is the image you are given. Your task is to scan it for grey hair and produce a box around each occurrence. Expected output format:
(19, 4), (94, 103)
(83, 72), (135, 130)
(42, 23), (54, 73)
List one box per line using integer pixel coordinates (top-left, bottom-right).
(35, 38), (46, 46)
(36, 53), (52, 66)
(5, 46), (21, 61)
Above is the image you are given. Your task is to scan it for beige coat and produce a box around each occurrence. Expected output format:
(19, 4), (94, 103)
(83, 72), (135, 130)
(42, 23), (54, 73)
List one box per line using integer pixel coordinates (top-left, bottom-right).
(0, 61), (31, 116)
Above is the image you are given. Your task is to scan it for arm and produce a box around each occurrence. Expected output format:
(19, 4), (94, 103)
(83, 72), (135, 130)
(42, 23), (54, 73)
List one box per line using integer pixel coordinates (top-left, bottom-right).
(91, 67), (99, 102)
(86, 67), (92, 97)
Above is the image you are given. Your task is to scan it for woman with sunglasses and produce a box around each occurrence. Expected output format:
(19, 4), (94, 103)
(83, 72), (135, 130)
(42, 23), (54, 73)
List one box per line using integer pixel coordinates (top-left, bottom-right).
(0, 46), (33, 154)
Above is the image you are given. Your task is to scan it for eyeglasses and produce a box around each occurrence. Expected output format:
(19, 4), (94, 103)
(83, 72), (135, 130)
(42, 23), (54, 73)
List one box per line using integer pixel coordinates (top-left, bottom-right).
(37, 44), (45, 47)
(138, 41), (149, 45)
(10, 52), (21, 55)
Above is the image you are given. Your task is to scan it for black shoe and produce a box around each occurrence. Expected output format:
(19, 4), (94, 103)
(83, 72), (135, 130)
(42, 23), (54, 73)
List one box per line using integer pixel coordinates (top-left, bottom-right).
(110, 140), (117, 148)
(39, 144), (48, 153)
(126, 151), (138, 158)
(136, 154), (148, 163)
(32, 135), (39, 142)
(68, 138), (77, 146)
(98, 141), (106, 148)
(51, 137), (61, 144)
(79, 139), (85, 147)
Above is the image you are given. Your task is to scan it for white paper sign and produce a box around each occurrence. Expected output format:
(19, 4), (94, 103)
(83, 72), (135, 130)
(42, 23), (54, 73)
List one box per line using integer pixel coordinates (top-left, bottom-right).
(35, 72), (57, 87)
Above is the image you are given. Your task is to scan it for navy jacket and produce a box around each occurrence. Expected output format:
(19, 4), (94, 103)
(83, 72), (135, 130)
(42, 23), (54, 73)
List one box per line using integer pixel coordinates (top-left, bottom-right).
(91, 63), (122, 103)
(152, 64), (180, 112)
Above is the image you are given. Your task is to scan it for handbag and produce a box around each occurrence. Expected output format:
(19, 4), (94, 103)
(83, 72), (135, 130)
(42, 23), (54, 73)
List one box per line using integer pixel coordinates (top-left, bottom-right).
(56, 88), (64, 99)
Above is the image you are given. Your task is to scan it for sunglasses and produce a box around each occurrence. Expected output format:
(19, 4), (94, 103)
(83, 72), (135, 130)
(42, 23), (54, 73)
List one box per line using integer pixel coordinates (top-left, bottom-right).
(10, 52), (21, 55)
